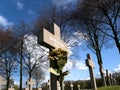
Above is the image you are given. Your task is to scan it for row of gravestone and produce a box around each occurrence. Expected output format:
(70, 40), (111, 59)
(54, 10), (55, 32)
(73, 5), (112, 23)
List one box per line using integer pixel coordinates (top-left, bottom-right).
(45, 80), (81, 90)
(0, 53), (117, 90)
(25, 79), (81, 90)
(85, 54), (117, 90)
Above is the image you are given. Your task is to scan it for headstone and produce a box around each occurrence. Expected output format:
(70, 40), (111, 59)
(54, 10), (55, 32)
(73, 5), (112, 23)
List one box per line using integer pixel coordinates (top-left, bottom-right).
(106, 70), (111, 86)
(110, 74), (117, 85)
(78, 84), (80, 90)
(70, 83), (73, 90)
(26, 78), (35, 90)
(8, 87), (15, 90)
(47, 80), (51, 90)
(38, 87), (42, 90)
(0, 76), (6, 90)
(85, 54), (97, 90)
(37, 23), (67, 90)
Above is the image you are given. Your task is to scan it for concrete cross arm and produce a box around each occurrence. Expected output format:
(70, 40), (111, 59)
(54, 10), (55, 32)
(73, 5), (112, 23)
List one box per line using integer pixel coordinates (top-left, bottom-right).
(37, 23), (67, 51)
(86, 59), (95, 68)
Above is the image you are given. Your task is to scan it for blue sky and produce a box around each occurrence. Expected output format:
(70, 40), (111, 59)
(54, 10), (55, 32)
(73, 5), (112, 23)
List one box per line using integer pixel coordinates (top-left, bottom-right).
(0, 0), (120, 84)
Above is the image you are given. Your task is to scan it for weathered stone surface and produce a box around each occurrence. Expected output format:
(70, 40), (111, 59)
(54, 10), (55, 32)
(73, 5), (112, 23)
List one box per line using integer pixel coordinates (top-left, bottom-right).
(86, 54), (97, 90)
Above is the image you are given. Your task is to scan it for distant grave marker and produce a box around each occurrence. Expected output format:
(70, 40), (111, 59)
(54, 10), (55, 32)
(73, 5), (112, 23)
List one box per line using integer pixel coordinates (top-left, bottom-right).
(70, 83), (73, 90)
(37, 23), (67, 90)
(0, 76), (6, 90)
(77, 84), (80, 90)
(85, 54), (97, 90)
(26, 78), (35, 90)
(8, 87), (15, 90)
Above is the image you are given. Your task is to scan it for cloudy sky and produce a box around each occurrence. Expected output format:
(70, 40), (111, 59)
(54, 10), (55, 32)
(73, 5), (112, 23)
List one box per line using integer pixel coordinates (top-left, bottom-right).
(0, 0), (120, 83)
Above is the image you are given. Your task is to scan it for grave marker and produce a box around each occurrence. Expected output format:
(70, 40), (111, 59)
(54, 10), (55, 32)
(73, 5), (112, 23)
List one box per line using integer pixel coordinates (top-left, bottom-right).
(37, 23), (67, 90)
(38, 87), (42, 90)
(47, 80), (51, 90)
(78, 84), (80, 90)
(8, 87), (15, 90)
(85, 54), (97, 90)
(0, 76), (6, 90)
(70, 83), (73, 90)
(38, 23), (67, 50)
(26, 78), (35, 90)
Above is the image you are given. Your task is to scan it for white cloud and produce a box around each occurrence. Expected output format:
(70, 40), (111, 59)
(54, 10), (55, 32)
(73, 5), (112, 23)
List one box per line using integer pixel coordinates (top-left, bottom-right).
(16, 1), (23, 10)
(64, 59), (73, 71)
(85, 77), (90, 80)
(63, 60), (88, 71)
(52, 0), (77, 7)
(0, 15), (13, 27)
(27, 9), (35, 15)
(75, 61), (88, 70)
(114, 64), (120, 72)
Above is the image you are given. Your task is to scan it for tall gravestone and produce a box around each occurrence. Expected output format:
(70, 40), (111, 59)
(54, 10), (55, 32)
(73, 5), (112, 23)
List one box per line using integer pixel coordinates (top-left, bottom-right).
(38, 23), (67, 90)
(85, 54), (97, 90)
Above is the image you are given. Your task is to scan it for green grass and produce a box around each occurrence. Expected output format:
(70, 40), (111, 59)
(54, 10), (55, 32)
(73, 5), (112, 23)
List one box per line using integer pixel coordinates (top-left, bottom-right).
(98, 86), (120, 90)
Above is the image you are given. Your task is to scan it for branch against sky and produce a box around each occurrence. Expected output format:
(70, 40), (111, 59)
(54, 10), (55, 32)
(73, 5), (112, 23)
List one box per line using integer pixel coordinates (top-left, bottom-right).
(22, 35), (48, 80)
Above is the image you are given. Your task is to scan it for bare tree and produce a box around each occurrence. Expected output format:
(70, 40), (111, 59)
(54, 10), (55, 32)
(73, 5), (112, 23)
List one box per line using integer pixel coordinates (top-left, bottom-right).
(14, 22), (30, 90)
(0, 28), (18, 90)
(32, 67), (45, 89)
(22, 35), (46, 79)
(22, 35), (47, 90)
(79, 0), (120, 54)
(68, 0), (112, 86)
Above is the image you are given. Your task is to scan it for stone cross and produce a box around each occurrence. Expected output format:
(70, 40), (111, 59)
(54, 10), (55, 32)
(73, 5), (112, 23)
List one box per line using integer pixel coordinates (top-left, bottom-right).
(47, 80), (51, 90)
(38, 23), (67, 50)
(26, 78), (35, 90)
(0, 76), (6, 90)
(85, 54), (97, 90)
(106, 70), (111, 86)
(70, 83), (73, 90)
(38, 87), (42, 90)
(38, 23), (67, 90)
(77, 84), (80, 90)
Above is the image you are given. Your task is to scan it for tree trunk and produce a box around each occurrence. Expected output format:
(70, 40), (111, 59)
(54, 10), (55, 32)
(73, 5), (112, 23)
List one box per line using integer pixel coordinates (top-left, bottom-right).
(19, 40), (23, 90)
(6, 76), (10, 90)
(96, 49), (106, 87)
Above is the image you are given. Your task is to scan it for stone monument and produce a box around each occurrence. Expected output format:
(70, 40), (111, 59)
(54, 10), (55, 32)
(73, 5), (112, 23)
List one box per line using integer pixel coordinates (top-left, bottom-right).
(85, 54), (97, 90)
(38, 23), (67, 90)
(70, 83), (73, 90)
(0, 76), (6, 90)
(78, 84), (80, 90)
(26, 78), (35, 90)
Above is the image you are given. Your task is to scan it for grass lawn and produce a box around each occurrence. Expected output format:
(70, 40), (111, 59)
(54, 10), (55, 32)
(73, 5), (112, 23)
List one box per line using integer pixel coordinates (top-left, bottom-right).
(98, 86), (120, 90)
